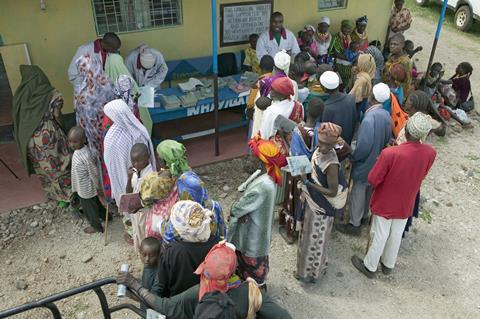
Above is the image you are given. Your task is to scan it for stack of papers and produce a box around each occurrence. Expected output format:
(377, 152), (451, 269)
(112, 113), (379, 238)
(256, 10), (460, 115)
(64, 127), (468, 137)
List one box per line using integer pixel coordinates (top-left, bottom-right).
(159, 94), (181, 110)
(178, 78), (205, 93)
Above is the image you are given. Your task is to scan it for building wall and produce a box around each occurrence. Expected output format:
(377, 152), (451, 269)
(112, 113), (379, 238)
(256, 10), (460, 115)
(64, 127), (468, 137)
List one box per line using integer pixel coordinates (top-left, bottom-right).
(0, 0), (392, 113)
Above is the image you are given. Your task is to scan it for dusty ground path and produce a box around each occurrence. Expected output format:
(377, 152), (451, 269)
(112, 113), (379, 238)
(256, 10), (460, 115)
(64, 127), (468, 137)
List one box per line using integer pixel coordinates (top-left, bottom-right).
(1, 15), (480, 319)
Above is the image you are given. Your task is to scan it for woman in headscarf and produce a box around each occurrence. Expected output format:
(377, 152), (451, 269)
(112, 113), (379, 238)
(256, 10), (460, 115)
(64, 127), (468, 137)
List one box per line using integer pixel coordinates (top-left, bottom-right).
(172, 171), (226, 240)
(383, 33), (412, 100)
(103, 99), (156, 242)
(74, 53), (115, 161)
(314, 17), (332, 64)
(297, 25), (318, 58)
(351, 16), (369, 52)
(295, 123), (348, 283)
(157, 200), (219, 297)
(228, 139), (283, 287)
(329, 20), (354, 88)
(139, 169), (178, 241)
(104, 53), (143, 119)
(349, 53), (376, 119)
(156, 139), (190, 177)
(13, 65), (72, 206)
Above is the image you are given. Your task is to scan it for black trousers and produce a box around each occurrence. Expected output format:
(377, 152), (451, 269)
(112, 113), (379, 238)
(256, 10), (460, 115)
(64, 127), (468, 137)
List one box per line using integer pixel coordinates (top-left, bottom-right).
(79, 196), (106, 231)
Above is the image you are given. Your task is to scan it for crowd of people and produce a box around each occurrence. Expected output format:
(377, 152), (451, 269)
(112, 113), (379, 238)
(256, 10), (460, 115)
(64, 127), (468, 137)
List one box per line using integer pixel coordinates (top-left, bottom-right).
(10, 0), (475, 317)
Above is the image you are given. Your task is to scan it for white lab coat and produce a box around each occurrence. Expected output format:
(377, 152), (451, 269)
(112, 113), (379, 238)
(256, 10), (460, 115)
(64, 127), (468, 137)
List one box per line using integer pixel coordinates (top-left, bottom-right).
(68, 41), (103, 86)
(256, 29), (300, 60)
(125, 47), (168, 88)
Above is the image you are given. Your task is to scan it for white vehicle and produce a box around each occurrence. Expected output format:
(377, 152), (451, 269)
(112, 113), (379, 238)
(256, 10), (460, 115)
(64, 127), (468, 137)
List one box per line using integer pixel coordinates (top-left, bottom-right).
(415, 0), (480, 31)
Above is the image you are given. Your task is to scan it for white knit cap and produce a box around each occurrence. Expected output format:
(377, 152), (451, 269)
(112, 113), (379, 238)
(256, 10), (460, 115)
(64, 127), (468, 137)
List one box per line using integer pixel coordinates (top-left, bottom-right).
(406, 112), (433, 140)
(320, 71), (340, 90)
(140, 49), (156, 69)
(274, 50), (291, 71)
(319, 16), (331, 26)
(372, 83), (391, 103)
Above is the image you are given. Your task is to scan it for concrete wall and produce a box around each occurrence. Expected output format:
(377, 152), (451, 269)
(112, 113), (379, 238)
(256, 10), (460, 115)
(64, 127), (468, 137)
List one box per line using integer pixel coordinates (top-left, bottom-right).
(0, 0), (392, 113)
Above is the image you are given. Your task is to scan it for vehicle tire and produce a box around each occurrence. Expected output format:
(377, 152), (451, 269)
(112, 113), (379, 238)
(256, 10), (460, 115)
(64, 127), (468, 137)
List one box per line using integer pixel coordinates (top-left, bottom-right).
(455, 5), (474, 32)
(415, 0), (429, 6)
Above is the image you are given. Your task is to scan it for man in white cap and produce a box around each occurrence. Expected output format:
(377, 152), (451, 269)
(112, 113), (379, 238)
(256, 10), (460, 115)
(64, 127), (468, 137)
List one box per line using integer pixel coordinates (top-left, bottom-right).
(336, 83), (392, 236)
(256, 11), (300, 60)
(352, 112), (436, 278)
(320, 71), (357, 146)
(125, 44), (168, 88)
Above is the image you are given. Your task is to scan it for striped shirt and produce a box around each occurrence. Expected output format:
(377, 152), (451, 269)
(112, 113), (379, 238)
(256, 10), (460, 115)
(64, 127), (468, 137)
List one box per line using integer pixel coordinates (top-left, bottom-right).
(71, 146), (99, 199)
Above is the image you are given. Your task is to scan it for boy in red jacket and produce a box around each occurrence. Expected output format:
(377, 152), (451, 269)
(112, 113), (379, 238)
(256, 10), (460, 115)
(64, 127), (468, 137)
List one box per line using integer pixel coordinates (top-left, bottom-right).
(352, 112), (437, 278)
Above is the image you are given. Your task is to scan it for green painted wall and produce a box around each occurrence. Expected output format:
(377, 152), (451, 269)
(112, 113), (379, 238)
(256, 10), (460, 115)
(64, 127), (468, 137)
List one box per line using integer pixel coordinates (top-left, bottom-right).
(0, 0), (391, 113)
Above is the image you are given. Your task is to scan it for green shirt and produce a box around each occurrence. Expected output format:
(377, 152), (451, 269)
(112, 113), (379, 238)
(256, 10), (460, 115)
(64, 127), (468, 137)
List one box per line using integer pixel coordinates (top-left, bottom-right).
(274, 32), (282, 45)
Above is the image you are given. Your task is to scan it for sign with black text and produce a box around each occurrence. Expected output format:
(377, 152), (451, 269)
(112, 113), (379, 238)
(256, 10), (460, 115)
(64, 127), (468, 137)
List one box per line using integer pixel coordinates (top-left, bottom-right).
(220, 1), (273, 47)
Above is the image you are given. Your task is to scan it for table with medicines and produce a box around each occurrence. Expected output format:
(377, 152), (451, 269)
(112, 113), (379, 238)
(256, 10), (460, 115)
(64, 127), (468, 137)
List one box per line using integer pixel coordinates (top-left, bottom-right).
(148, 73), (258, 124)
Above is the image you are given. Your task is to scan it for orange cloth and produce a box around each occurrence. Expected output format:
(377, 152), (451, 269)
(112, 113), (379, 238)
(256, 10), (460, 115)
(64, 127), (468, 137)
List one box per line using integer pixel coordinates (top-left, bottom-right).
(194, 242), (239, 301)
(391, 93), (409, 138)
(249, 135), (287, 185)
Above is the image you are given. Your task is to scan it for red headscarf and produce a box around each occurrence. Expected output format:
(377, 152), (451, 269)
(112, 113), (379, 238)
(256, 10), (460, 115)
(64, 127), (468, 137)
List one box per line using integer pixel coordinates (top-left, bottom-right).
(248, 135), (287, 185)
(271, 77), (294, 99)
(194, 242), (239, 301)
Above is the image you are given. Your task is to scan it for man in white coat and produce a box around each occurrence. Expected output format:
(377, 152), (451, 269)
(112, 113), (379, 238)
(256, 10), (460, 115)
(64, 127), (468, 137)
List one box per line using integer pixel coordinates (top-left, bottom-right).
(125, 44), (168, 88)
(256, 12), (300, 60)
(68, 32), (121, 86)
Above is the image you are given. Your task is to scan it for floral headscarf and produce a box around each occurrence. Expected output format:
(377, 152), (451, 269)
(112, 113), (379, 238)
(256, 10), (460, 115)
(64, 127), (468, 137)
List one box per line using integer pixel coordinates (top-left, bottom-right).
(139, 171), (175, 207)
(170, 200), (213, 242)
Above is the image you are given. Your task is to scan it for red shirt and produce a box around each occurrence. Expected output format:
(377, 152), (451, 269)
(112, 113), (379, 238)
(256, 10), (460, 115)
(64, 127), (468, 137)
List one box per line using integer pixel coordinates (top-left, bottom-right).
(368, 142), (436, 219)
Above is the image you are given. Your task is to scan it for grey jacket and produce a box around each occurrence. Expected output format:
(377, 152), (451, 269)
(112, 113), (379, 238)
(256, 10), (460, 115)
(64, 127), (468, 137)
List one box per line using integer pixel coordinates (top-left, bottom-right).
(228, 173), (276, 257)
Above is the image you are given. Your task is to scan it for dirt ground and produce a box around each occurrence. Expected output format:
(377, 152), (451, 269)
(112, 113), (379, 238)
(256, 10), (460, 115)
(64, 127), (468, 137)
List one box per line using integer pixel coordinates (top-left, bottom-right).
(1, 15), (480, 319)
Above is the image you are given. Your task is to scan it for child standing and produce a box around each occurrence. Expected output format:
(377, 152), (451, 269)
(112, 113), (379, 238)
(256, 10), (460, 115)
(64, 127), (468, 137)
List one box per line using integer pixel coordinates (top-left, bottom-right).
(248, 55), (275, 138)
(126, 143), (155, 252)
(243, 34), (261, 74)
(68, 126), (106, 234)
(139, 237), (161, 310)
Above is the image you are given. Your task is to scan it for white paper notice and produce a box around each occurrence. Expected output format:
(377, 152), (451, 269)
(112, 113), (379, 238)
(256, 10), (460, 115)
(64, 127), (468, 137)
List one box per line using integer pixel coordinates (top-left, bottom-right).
(286, 155), (312, 176)
(138, 86), (155, 108)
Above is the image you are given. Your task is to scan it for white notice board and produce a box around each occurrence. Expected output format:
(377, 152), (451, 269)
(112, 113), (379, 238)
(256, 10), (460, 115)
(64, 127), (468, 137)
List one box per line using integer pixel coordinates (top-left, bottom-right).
(220, 1), (273, 47)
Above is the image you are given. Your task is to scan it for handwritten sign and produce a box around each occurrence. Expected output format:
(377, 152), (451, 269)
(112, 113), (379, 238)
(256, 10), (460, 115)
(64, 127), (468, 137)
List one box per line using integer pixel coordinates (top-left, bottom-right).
(220, 1), (273, 47)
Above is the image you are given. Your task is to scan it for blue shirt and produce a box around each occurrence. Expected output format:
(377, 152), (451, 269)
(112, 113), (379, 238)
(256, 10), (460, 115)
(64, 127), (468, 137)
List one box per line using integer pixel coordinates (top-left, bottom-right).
(350, 105), (392, 183)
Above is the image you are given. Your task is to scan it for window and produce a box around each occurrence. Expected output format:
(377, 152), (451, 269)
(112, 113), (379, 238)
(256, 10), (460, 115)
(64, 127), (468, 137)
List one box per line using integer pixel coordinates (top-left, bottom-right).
(318, 0), (347, 10)
(92, 0), (182, 35)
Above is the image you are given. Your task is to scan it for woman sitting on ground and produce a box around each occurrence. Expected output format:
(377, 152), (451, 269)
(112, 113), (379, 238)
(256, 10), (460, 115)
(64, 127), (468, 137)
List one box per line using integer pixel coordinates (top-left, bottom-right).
(439, 62), (473, 109)
(13, 65), (72, 207)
